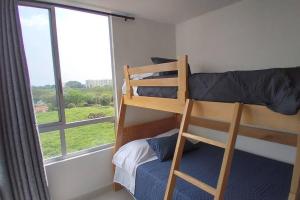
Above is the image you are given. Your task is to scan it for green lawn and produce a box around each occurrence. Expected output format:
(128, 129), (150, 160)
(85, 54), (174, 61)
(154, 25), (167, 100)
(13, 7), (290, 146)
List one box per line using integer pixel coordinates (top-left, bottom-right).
(38, 106), (115, 159)
(40, 131), (61, 159)
(36, 105), (115, 124)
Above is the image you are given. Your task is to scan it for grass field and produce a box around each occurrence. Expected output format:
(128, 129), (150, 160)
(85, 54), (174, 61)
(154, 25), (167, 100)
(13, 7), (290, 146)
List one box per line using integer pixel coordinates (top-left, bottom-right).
(38, 106), (115, 159)
(36, 106), (115, 124)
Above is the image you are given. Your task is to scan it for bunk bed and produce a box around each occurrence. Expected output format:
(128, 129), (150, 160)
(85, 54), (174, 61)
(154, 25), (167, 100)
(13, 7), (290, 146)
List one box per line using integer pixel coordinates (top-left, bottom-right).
(113, 55), (300, 200)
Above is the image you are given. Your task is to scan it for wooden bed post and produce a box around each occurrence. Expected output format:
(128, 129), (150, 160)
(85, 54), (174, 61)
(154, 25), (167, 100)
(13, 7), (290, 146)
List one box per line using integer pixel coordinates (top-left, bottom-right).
(113, 96), (127, 191)
(289, 135), (300, 200)
(177, 55), (188, 104)
(124, 65), (133, 99)
(114, 96), (127, 154)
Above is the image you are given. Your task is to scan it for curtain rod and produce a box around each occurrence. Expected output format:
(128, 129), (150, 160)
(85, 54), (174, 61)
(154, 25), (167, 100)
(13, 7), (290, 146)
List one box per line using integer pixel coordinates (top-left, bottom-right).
(19, 0), (135, 21)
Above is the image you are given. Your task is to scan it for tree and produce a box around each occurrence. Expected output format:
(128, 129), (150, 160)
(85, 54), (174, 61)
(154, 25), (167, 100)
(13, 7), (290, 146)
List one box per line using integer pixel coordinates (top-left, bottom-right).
(99, 95), (111, 106)
(85, 95), (96, 105)
(31, 87), (57, 111)
(67, 103), (76, 108)
(64, 90), (86, 106)
(65, 81), (84, 88)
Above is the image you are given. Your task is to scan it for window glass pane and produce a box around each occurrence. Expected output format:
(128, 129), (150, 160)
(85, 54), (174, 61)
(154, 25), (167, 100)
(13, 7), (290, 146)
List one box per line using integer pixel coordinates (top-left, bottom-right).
(40, 131), (61, 159)
(65, 123), (115, 154)
(55, 8), (114, 123)
(19, 6), (59, 124)
(19, 4), (116, 161)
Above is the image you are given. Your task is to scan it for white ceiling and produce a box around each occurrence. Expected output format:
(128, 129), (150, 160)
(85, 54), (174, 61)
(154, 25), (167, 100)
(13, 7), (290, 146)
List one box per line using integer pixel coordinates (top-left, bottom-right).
(70, 0), (241, 24)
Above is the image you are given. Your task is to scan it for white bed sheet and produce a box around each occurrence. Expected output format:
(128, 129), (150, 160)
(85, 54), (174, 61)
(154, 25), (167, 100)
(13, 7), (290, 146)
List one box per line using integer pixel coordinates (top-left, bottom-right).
(113, 129), (179, 194)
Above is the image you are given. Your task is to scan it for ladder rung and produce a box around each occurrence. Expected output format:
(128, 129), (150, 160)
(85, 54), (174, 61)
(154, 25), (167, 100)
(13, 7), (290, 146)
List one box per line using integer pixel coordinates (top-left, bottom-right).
(174, 170), (216, 196)
(182, 132), (226, 149)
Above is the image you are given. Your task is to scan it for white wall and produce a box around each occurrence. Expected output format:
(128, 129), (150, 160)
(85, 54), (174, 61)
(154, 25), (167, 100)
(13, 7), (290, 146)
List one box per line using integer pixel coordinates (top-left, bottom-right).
(46, 148), (113, 200)
(45, 16), (176, 200)
(111, 17), (176, 101)
(176, 0), (300, 163)
(111, 16), (176, 125)
(177, 0), (300, 73)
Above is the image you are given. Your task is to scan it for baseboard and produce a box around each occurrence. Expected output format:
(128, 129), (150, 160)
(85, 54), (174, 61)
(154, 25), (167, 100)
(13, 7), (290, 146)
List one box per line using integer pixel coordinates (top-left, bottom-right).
(69, 184), (112, 200)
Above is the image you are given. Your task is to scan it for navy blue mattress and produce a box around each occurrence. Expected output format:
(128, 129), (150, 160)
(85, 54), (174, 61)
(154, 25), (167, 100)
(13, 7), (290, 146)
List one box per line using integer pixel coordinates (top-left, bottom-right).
(137, 67), (300, 115)
(134, 144), (293, 200)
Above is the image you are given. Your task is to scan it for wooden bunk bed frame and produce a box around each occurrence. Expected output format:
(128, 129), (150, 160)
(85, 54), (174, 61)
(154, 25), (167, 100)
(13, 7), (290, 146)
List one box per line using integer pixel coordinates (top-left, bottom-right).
(113, 55), (300, 200)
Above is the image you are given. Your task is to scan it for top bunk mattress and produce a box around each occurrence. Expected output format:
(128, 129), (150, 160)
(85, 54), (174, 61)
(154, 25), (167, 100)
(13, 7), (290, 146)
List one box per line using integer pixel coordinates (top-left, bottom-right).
(136, 66), (300, 115)
(134, 143), (293, 200)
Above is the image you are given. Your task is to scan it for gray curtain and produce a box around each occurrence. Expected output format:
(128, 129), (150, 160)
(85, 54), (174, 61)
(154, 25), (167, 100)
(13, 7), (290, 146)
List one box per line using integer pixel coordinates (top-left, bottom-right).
(0, 0), (51, 199)
(0, 144), (13, 199)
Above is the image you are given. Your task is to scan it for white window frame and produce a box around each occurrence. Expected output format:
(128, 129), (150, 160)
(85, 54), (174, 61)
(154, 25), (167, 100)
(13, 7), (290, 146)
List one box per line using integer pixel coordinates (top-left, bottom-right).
(18, 1), (116, 164)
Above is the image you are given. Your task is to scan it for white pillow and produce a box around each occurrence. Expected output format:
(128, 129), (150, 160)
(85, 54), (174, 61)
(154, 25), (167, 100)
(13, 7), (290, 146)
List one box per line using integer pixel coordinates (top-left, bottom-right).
(113, 139), (155, 176)
(112, 128), (179, 176)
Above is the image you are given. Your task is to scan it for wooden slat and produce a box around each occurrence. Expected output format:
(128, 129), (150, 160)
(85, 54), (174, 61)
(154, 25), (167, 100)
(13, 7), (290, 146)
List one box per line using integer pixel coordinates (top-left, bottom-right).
(190, 117), (229, 132)
(289, 136), (300, 200)
(239, 125), (297, 146)
(191, 101), (300, 134)
(242, 104), (300, 135)
(177, 55), (188, 103)
(124, 96), (184, 114)
(122, 115), (178, 146)
(191, 101), (236, 122)
(128, 62), (177, 75)
(215, 103), (243, 200)
(182, 132), (226, 148)
(164, 100), (193, 200)
(174, 170), (216, 195)
(189, 117), (298, 146)
(130, 77), (178, 87)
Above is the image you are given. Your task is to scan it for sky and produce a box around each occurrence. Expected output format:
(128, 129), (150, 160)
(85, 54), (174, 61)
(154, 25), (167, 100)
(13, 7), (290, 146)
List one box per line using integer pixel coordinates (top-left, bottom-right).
(19, 6), (112, 86)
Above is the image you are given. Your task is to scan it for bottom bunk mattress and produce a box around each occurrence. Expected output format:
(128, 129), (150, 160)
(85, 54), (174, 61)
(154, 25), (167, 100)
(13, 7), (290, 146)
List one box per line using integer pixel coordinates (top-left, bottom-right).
(134, 143), (293, 200)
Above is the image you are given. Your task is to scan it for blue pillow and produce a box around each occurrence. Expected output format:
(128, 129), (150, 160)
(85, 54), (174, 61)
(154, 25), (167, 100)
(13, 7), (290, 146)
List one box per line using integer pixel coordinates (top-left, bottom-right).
(146, 133), (200, 161)
(150, 57), (192, 76)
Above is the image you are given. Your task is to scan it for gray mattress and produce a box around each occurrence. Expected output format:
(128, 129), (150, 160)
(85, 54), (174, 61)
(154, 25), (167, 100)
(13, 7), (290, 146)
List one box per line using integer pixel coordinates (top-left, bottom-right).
(137, 66), (300, 115)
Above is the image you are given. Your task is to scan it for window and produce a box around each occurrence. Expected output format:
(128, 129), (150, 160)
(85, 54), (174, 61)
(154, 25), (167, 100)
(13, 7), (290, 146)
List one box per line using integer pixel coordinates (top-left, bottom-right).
(18, 3), (115, 162)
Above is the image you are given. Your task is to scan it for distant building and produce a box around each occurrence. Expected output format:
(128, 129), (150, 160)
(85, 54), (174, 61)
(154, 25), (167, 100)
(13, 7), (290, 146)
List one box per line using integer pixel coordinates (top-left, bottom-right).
(86, 79), (112, 88)
(34, 104), (48, 113)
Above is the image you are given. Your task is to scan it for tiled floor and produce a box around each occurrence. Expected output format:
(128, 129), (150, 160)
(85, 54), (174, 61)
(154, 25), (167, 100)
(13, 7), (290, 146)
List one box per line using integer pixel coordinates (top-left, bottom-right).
(92, 189), (134, 200)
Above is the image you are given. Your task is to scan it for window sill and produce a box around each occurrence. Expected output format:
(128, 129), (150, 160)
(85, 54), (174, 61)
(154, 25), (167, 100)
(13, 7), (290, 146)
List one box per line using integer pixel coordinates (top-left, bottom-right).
(44, 143), (115, 166)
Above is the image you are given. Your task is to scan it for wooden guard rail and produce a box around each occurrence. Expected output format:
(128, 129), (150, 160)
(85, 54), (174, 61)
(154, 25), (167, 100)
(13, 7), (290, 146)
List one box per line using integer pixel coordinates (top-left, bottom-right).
(123, 55), (188, 103)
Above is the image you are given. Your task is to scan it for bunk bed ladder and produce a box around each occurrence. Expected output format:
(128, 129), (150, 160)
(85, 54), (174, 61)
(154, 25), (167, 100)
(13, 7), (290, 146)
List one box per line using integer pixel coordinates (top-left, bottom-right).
(164, 99), (243, 200)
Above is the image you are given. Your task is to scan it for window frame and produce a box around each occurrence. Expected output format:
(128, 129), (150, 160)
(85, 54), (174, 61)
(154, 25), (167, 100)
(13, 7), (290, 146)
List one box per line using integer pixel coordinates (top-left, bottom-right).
(18, 1), (116, 164)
